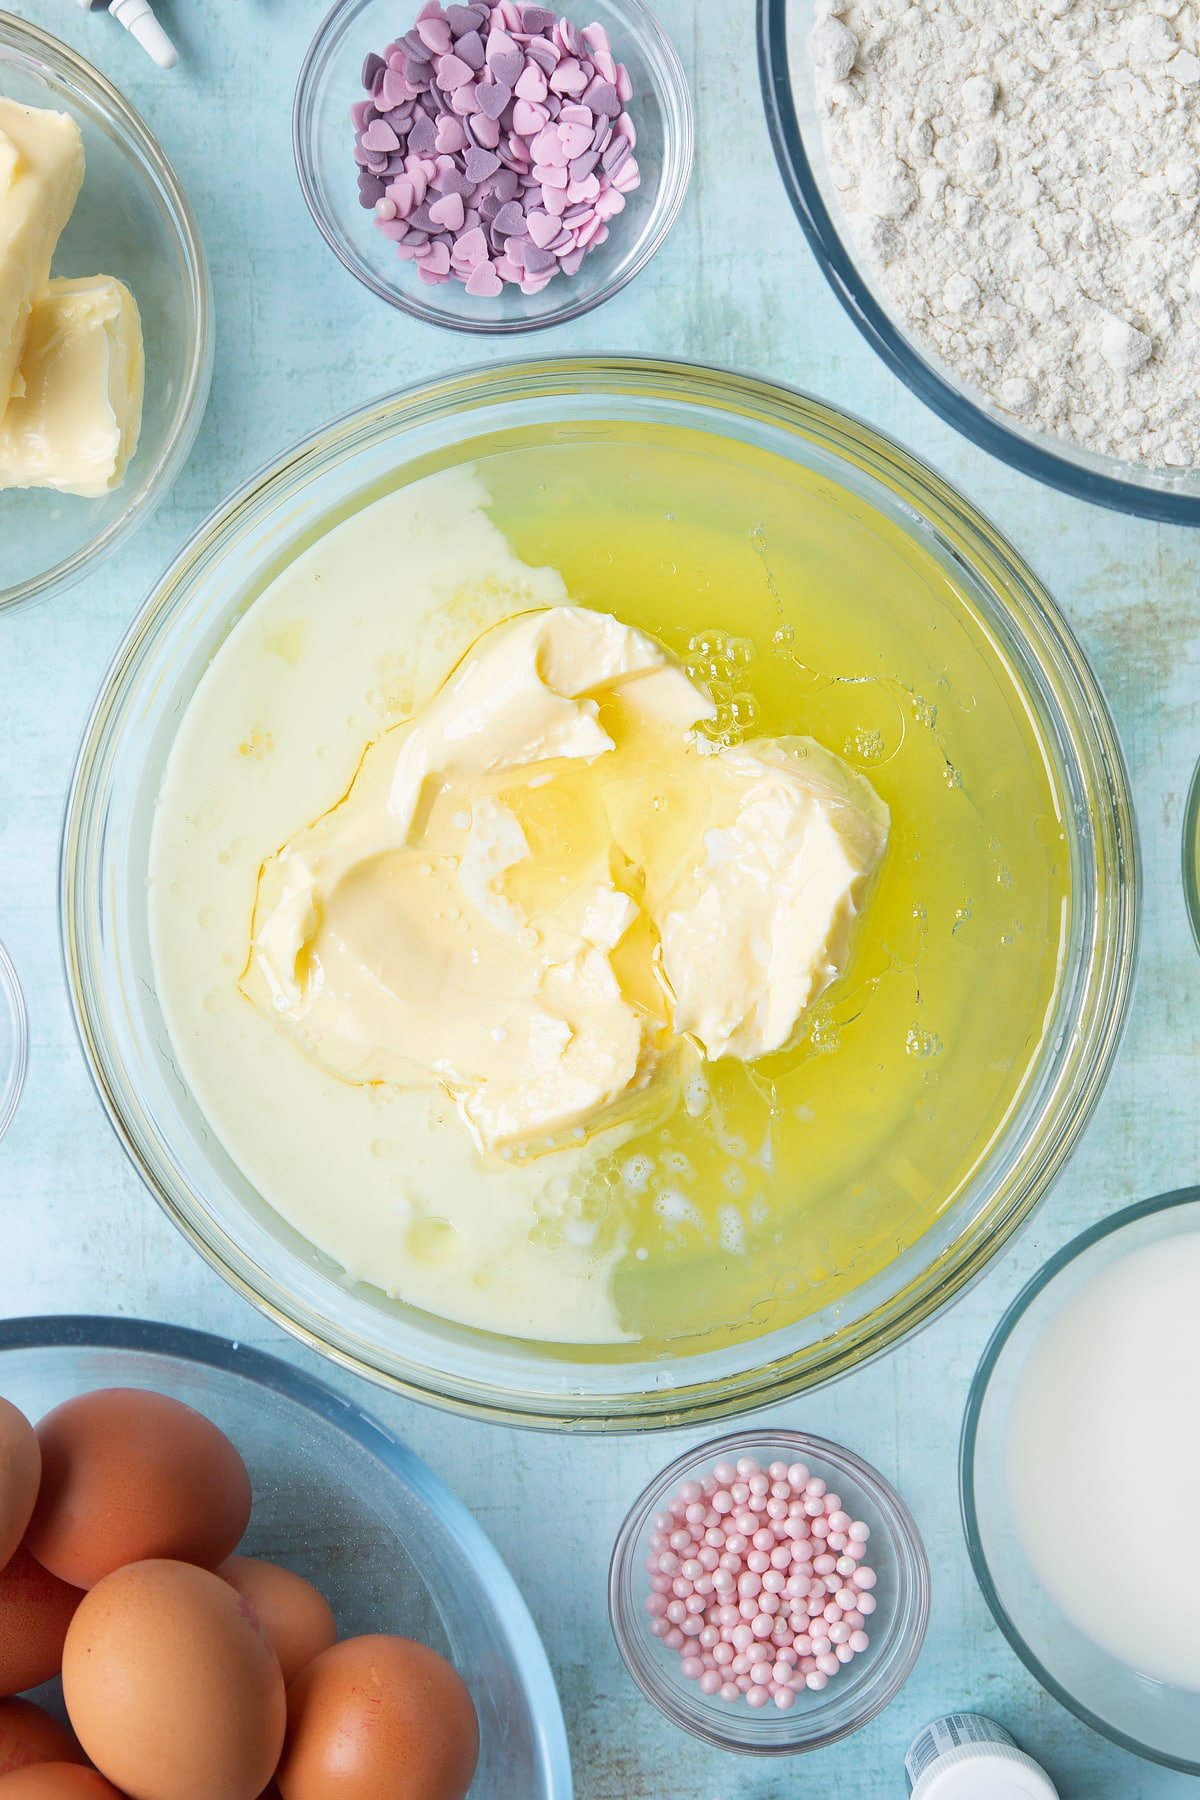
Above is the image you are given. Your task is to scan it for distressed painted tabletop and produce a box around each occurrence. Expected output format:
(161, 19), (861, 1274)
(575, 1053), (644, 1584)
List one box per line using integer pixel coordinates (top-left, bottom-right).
(1, 2), (1197, 1795)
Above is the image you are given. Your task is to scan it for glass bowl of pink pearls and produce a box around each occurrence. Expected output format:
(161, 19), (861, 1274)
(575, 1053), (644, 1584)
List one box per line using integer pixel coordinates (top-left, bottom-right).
(609, 1430), (929, 1753)
(294, 0), (692, 333)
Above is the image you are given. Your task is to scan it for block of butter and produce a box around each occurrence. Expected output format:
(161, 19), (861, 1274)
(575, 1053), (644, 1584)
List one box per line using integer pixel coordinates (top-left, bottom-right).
(0, 275), (145, 497)
(0, 99), (85, 408)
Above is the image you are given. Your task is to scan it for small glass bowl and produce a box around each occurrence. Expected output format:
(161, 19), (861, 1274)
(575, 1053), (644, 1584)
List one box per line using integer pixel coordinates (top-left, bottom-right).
(1183, 755), (1200, 953)
(294, 0), (692, 333)
(0, 15), (212, 613)
(962, 1189), (1200, 1774)
(0, 938), (27, 1142)
(0, 1315), (573, 1798)
(609, 1429), (929, 1754)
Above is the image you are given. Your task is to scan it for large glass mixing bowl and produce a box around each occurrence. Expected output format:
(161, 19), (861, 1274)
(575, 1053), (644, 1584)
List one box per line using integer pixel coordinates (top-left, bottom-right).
(61, 358), (1138, 1428)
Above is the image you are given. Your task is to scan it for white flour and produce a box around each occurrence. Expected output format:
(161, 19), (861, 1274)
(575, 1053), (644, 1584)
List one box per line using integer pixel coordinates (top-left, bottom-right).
(813, 0), (1200, 469)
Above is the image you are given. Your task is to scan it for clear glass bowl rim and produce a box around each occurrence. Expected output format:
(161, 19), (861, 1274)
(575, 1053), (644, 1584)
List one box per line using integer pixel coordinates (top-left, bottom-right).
(959, 1186), (1200, 1774)
(756, 0), (1200, 526)
(0, 1311), (574, 1793)
(1182, 758), (1200, 955)
(608, 1426), (930, 1754)
(0, 9), (214, 613)
(292, 0), (694, 336)
(0, 936), (28, 1142)
(60, 352), (1140, 1431)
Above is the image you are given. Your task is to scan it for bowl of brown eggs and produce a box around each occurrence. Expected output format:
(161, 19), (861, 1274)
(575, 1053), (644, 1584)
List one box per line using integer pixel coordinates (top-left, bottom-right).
(0, 1316), (572, 1798)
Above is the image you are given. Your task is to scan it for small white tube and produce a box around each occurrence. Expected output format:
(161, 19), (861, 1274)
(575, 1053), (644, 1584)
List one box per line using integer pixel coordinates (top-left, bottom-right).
(73, 0), (178, 70)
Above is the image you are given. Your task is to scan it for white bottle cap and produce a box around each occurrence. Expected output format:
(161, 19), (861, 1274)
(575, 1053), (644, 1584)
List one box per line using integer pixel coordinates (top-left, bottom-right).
(911, 1747), (1059, 1799)
(107, 0), (178, 68)
(907, 1717), (1058, 1800)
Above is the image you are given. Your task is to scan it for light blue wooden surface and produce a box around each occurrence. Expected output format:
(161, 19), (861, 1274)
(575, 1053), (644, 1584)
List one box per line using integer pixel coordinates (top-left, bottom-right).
(1, 2), (1197, 1794)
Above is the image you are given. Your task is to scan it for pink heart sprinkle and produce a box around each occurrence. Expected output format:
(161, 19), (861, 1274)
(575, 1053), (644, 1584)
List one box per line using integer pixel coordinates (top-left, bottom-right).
(558, 121), (593, 159)
(512, 100), (549, 136)
(470, 112), (502, 148)
(416, 15), (452, 53)
(386, 175), (416, 216)
(526, 209), (559, 247)
(423, 240), (452, 276)
(435, 117), (468, 153)
(452, 225), (489, 267)
(361, 118), (400, 154)
(550, 58), (588, 96)
(514, 64), (548, 103)
(465, 260), (504, 297)
(437, 52), (475, 88)
(381, 69), (409, 109)
(429, 191), (466, 231)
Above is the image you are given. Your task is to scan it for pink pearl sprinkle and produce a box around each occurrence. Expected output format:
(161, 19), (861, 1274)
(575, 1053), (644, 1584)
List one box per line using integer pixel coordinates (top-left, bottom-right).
(646, 1454), (879, 1711)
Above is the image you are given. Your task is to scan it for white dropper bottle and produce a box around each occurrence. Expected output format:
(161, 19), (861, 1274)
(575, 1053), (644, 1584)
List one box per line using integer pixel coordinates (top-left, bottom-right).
(73, 0), (178, 70)
(906, 1716), (1059, 1798)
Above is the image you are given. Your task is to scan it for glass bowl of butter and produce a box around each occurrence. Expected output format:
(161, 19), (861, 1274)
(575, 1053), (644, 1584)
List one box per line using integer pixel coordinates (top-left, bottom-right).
(62, 356), (1138, 1428)
(0, 14), (211, 612)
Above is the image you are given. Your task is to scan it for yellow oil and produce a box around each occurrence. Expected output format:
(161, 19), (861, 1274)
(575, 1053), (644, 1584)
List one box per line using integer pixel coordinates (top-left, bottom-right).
(435, 419), (1073, 1357)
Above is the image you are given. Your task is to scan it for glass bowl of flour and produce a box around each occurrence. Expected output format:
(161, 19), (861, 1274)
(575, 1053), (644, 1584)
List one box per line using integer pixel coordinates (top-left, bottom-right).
(760, 0), (1200, 521)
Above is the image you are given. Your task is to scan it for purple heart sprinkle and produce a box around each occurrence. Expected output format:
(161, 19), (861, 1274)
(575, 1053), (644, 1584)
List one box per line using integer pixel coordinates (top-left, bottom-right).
(493, 167), (521, 201)
(362, 51), (386, 90)
(522, 242), (558, 272)
(475, 79), (512, 119)
(520, 4), (556, 29)
(408, 115), (438, 153)
(402, 30), (431, 61)
(490, 48), (524, 87)
(464, 145), (502, 181)
(527, 39), (559, 74)
(358, 173), (387, 206)
(492, 199), (526, 235)
(586, 79), (620, 118)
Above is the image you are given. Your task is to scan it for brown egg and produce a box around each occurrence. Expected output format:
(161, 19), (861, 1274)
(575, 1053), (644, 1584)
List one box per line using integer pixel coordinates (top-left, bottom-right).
(218, 1559), (337, 1686)
(0, 1402), (40, 1575)
(27, 1389), (252, 1589)
(0, 1699), (83, 1775)
(62, 1559), (286, 1800)
(0, 1549), (83, 1695)
(0, 1769), (125, 1798)
(277, 1636), (479, 1800)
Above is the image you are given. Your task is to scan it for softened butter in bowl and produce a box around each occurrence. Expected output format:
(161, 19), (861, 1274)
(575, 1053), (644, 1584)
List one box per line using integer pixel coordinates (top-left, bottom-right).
(0, 15), (210, 610)
(62, 358), (1137, 1427)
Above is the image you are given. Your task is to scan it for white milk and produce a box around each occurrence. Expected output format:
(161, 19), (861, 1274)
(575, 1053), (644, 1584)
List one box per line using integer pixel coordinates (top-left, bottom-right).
(1007, 1229), (1200, 1690)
